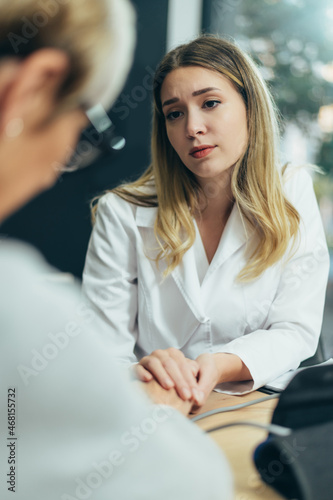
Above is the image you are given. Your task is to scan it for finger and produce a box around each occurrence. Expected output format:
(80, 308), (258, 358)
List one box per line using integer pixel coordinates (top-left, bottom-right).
(166, 349), (200, 395)
(161, 357), (195, 401)
(179, 360), (200, 394)
(188, 359), (200, 379)
(194, 365), (215, 406)
(192, 387), (207, 407)
(140, 356), (175, 390)
(134, 364), (153, 382)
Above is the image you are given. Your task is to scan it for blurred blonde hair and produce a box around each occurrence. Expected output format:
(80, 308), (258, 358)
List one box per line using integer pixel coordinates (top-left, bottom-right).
(0, 0), (135, 111)
(100, 35), (300, 281)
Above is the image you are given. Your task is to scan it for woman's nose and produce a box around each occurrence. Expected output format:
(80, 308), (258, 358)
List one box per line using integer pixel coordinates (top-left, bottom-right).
(185, 111), (206, 138)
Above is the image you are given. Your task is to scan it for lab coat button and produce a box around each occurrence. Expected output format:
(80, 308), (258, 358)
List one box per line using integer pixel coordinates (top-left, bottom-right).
(200, 317), (210, 324)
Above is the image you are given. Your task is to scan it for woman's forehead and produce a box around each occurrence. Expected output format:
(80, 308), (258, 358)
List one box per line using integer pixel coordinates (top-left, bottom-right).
(160, 66), (237, 102)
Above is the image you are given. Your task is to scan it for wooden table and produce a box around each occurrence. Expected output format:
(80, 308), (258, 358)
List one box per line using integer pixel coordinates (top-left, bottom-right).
(192, 390), (284, 500)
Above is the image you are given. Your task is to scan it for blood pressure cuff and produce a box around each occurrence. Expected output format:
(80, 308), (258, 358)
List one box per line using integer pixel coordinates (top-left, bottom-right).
(254, 364), (333, 500)
(254, 420), (333, 500)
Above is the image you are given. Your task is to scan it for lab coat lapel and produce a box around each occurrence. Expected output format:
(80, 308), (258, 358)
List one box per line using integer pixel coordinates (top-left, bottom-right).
(171, 245), (206, 322)
(207, 203), (254, 275)
(136, 205), (206, 322)
(135, 204), (158, 228)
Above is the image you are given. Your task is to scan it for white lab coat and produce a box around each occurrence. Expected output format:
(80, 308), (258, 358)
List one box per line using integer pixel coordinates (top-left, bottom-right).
(83, 168), (330, 394)
(0, 240), (232, 500)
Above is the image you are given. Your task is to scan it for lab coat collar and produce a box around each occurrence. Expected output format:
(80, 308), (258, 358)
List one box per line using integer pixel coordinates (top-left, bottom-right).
(135, 202), (254, 263)
(207, 202), (255, 274)
(135, 205), (158, 227)
(135, 203), (255, 322)
(135, 205), (206, 321)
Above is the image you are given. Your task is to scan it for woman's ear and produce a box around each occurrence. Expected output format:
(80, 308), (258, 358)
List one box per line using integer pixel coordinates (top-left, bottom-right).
(0, 48), (71, 136)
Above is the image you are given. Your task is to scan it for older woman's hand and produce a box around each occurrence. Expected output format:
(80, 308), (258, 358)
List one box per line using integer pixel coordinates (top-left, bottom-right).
(134, 348), (201, 402)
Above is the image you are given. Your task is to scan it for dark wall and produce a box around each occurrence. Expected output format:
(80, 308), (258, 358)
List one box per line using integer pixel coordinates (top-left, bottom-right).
(0, 0), (169, 279)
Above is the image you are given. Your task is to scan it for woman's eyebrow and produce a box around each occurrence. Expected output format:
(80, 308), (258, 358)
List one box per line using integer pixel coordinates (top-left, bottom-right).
(162, 87), (221, 108)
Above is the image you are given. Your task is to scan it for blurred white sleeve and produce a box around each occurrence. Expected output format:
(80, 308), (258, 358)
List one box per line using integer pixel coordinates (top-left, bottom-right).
(0, 241), (233, 500)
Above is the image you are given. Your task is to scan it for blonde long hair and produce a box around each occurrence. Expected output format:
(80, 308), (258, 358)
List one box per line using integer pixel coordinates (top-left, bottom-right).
(0, 0), (135, 112)
(106, 35), (300, 281)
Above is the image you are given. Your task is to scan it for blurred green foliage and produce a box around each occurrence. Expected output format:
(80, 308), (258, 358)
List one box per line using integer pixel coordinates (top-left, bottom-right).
(209, 0), (333, 173)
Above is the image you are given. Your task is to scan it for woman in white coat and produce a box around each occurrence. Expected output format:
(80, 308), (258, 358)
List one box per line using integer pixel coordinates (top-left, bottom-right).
(83, 35), (329, 408)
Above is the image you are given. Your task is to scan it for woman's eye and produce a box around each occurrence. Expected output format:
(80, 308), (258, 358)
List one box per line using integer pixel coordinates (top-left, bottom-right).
(204, 100), (221, 109)
(165, 110), (182, 121)
(165, 101), (220, 121)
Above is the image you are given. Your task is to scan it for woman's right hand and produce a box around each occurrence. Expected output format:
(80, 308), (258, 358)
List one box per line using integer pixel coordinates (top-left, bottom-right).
(134, 348), (204, 403)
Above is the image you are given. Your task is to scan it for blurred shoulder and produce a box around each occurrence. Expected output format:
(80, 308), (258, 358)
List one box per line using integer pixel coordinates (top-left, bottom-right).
(0, 238), (52, 282)
(96, 183), (157, 220)
(0, 238), (81, 322)
(282, 163), (319, 202)
(282, 162), (320, 185)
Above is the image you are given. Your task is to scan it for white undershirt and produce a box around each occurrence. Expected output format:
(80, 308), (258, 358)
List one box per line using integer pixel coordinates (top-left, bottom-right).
(193, 219), (210, 286)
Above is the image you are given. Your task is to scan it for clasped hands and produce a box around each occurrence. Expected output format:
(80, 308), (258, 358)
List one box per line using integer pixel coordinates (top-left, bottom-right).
(134, 348), (221, 410)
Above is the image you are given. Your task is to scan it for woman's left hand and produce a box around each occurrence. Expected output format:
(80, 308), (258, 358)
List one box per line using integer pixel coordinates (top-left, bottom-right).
(193, 352), (252, 408)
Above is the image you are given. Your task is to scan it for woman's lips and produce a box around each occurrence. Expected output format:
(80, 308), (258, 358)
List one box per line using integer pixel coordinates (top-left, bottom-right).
(190, 146), (216, 159)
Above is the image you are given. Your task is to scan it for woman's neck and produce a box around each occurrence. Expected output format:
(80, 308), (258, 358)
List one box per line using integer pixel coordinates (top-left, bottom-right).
(193, 176), (235, 264)
(196, 173), (234, 222)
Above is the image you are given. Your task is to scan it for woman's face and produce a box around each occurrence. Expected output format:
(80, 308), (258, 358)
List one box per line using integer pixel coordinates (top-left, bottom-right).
(160, 66), (248, 187)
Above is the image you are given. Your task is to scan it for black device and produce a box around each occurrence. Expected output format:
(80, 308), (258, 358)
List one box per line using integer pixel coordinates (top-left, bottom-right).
(254, 364), (333, 500)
